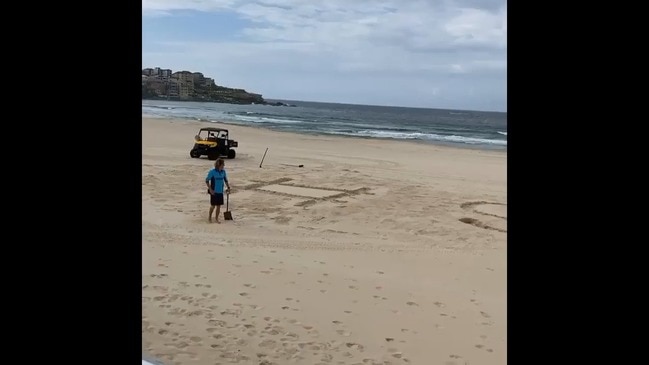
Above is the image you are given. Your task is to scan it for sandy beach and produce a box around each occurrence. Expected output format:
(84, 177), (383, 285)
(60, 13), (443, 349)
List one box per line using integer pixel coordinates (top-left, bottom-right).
(142, 117), (507, 365)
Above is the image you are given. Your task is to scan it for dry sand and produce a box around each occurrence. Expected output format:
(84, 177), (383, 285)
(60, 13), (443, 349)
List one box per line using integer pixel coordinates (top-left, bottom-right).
(142, 117), (507, 365)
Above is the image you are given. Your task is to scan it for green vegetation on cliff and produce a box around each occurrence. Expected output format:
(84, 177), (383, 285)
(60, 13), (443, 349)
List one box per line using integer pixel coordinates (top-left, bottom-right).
(142, 68), (273, 105)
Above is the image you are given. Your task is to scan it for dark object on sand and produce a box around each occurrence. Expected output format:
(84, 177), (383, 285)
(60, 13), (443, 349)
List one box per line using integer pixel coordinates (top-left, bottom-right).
(259, 147), (269, 168)
(190, 127), (238, 160)
(224, 192), (233, 220)
(281, 163), (304, 168)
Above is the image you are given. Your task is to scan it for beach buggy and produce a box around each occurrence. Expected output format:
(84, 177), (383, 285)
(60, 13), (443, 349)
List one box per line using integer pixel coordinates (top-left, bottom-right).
(190, 127), (238, 160)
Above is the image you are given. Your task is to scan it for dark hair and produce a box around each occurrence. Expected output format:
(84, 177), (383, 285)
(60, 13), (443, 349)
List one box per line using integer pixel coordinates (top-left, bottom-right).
(216, 158), (225, 166)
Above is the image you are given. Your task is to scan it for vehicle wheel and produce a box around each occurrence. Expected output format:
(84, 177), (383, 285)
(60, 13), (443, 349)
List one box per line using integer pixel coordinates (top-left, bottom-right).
(227, 149), (236, 159)
(190, 150), (200, 158)
(207, 152), (219, 160)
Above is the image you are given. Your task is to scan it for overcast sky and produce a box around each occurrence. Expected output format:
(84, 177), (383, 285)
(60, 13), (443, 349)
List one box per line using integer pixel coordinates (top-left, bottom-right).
(143, 0), (507, 112)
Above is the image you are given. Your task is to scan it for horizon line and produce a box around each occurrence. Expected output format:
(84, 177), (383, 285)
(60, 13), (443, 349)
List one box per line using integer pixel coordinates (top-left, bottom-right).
(264, 98), (507, 114)
(142, 67), (506, 114)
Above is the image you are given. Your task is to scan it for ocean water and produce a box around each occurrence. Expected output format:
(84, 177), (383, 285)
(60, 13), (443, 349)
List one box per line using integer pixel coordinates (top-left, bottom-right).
(142, 99), (507, 150)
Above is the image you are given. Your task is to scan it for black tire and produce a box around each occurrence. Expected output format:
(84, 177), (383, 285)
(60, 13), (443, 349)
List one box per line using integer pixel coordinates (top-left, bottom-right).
(190, 150), (200, 158)
(227, 149), (236, 159)
(207, 151), (219, 160)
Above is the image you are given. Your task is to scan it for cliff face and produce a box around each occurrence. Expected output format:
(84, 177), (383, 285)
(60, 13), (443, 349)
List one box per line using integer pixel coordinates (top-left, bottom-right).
(142, 74), (267, 104)
(143, 83), (267, 104)
(200, 86), (266, 104)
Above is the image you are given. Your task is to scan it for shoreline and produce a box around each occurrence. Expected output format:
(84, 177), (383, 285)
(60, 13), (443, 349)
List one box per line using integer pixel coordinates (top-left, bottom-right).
(142, 113), (507, 153)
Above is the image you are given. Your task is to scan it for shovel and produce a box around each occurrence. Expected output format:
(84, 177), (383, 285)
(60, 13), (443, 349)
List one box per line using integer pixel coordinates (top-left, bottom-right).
(224, 192), (233, 220)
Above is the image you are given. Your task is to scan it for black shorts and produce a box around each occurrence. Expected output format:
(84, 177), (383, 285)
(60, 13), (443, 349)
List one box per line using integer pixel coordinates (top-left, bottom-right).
(210, 193), (224, 206)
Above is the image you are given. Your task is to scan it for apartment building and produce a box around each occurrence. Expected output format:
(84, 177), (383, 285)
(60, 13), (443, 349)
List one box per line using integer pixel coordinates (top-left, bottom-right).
(171, 71), (195, 100)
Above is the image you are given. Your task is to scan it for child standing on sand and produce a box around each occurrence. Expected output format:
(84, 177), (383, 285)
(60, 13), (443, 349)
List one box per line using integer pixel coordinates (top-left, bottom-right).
(205, 158), (231, 223)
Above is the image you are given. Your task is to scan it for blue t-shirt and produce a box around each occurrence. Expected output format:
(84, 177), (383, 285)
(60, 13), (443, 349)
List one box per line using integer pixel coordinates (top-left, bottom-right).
(206, 168), (228, 194)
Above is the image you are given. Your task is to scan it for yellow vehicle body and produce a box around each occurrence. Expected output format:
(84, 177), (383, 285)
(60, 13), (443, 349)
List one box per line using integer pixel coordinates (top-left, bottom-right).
(190, 127), (237, 160)
(195, 140), (217, 147)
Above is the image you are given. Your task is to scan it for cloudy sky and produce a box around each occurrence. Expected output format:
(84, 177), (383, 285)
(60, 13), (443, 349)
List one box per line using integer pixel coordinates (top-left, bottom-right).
(143, 0), (507, 112)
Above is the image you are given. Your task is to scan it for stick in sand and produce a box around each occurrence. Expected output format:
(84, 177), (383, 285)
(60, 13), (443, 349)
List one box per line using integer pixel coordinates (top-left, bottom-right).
(259, 147), (269, 168)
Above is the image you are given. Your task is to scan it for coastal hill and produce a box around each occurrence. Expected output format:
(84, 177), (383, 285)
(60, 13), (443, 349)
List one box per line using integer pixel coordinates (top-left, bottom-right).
(142, 67), (291, 106)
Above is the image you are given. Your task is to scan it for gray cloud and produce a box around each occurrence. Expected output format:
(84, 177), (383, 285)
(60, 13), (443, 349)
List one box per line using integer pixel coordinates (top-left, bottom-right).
(143, 0), (507, 111)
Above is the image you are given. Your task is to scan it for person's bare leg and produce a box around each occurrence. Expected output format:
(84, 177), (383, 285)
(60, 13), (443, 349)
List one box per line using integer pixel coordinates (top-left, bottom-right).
(215, 205), (221, 223)
(209, 205), (215, 222)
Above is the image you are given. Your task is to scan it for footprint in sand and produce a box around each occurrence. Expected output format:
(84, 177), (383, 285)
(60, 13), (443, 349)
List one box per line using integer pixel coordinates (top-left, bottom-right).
(208, 320), (227, 327)
(346, 342), (364, 351)
(406, 301), (418, 306)
(174, 341), (189, 349)
(259, 339), (277, 348)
